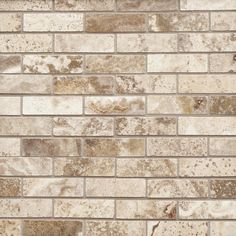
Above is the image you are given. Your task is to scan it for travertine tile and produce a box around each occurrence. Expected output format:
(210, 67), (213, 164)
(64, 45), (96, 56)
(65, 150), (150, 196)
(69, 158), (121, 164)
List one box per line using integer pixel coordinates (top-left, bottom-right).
(179, 74), (236, 93)
(211, 180), (236, 198)
(23, 55), (83, 74)
(23, 220), (83, 236)
(148, 221), (208, 236)
(115, 75), (176, 94)
(83, 138), (145, 157)
(211, 13), (236, 31)
(147, 95), (208, 114)
(0, 97), (20, 115)
(55, 34), (114, 52)
(24, 13), (83, 32)
(54, 76), (113, 94)
(211, 222), (236, 236)
(23, 96), (82, 115)
(117, 34), (177, 52)
(210, 53), (236, 72)
(86, 14), (146, 32)
(86, 55), (146, 73)
(179, 158), (236, 177)
(86, 178), (146, 197)
(0, 220), (21, 236)
(0, 178), (21, 197)
(115, 117), (176, 135)
(210, 96), (236, 114)
(0, 55), (21, 73)
(116, 200), (176, 219)
(22, 138), (81, 157)
(210, 138), (236, 156)
(148, 54), (208, 72)
(0, 13), (21, 31)
(0, 199), (52, 217)
(54, 199), (114, 218)
(149, 13), (209, 32)
(179, 200), (236, 219)
(148, 137), (207, 156)
(0, 157), (52, 176)
(0, 138), (20, 157)
(147, 179), (208, 198)
(23, 178), (83, 197)
(54, 157), (115, 177)
(85, 221), (146, 236)
(53, 117), (113, 136)
(85, 96), (145, 115)
(0, 34), (52, 52)
(117, 158), (177, 177)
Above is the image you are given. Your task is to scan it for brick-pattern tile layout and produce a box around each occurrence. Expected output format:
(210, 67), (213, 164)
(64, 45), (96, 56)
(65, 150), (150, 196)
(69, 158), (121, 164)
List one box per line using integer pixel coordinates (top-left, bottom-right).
(0, 0), (236, 235)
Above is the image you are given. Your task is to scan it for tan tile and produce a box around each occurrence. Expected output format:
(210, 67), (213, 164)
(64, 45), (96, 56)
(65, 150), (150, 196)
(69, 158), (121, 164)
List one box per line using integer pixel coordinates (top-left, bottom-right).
(211, 180), (236, 198)
(0, 55), (21, 73)
(211, 222), (236, 236)
(210, 138), (236, 156)
(210, 53), (236, 72)
(54, 157), (115, 177)
(54, 76), (113, 94)
(85, 96), (145, 115)
(86, 178), (146, 197)
(53, 117), (113, 136)
(0, 138), (20, 157)
(0, 178), (21, 197)
(23, 55), (83, 74)
(54, 199), (114, 218)
(0, 97), (20, 115)
(148, 54), (207, 72)
(117, 158), (177, 177)
(148, 179), (208, 198)
(210, 96), (236, 115)
(0, 220), (21, 236)
(83, 138), (145, 157)
(0, 13), (21, 31)
(55, 34), (114, 52)
(212, 13), (236, 31)
(23, 178), (83, 197)
(24, 13), (83, 32)
(116, 200), (176, 219)
(22, 138), (81, 157)
(149, 13), (208, 32)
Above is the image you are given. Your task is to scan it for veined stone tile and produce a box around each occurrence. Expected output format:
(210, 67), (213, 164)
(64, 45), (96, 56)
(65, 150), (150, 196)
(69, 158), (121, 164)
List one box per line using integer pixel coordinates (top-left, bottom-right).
(179, 33), (236, 52)
(86, 178), (146, 197)
(85, 221), (146, 236)
(0, 55), (21, 73)
(0, 157), (52, 176)
(179, 158), (236, 177)
(211, 13), (236, 31)
(86, 55), (146, 73)
(0, 97), (20, 115)
(210, 53), (236, 72)
(0, 178), (21, 197)
(24, 13), (83, 32)
(0, 75), (51, 94)
(54, 199), (114, 218)
(116, 200), (176, 219)
(115, 75), (176, 94)
(211, 180), (236, 198)
(147, 95), (208, 114)
(0, 13), (21, 31)
(115, 117), (176, 135)
(179, 200), (236, 219)
(147, 179), (208, 198)
(210, 138), (236, 156)
(117, 158), (177, 177)
(211, 222), (236, 236)
(23, 96), (82, 115)
(23, 55), (83, 74)
(117, 34), (177, 52)
(86, 14), (146, 32)
(55, 34), (114, 52)
(180, 0), (236, 10)
(149, 13), (209, 32)
(83, 138), (145, 157)
(54, 76), (113, 94)
(179, 117), (236, 135)
(0, 220), (21, 236)
(0, 117), (51, 136)
(85, 96), (145, 115)
(210, 96), (236, 115)
(0, 199), (52, 217)
(148, 54), (208, 72)
(148, 221), (208, 236)
(148, 137), (207, 156)
(23, 220), (83, 236)
(54, 157), (115, 177)
(55, 0), (114, 11)
(0, 34), (52, 52)
(0, 138), (20, 157)
(179, 74), (236, 93)
(53, 117), (113, 136)
(23, 178), (83, 197)
(22, 138), (81, 157)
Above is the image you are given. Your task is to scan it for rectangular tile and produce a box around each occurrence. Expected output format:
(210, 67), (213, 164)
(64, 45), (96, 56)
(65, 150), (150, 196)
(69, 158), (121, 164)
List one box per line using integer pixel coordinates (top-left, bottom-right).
(0, 13), (21, 31)
(0, 178), (21, 197)
(0, 138), (20, 157)
(0, 220), (21, 236)
(0, 97), (20, 115)
(210, 96), (236, 115)
(210, 138), (236, 156)
(210, 180), (236, 198)
(211, 222), (236, 236)
(210, 54), (236, 73)
(0, 55), (21, 73)
(211, 12), (236, 31)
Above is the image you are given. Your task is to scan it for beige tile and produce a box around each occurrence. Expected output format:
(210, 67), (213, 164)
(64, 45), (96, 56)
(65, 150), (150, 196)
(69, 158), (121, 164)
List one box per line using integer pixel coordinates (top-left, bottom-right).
(0, 220), (21, 236)
(210, 96), (236, 115)
(0, 97), (20, 115)
(0, 178), (21, 197)
(210, 53), (236, 72)
(210, 180), (236, 198)
(212, 12), (236, 31)
(210, 138), (236, 156)
(0, 138), (20, 157)
(0, 13), (21, 31)
(211, 222), (236, 236)
(0, 55), (21, 73)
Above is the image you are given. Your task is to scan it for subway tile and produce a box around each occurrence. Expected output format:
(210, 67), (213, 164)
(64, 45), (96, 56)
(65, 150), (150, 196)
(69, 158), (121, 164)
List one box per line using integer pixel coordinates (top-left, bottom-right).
(0, 138), (20, 157)
(211, 222), (236, 236)
(210, 96), (236, 115)
(0, 220), (21, 236)
(0, 178), (21, 197)
(210, 180), (236, 198)
(210, 138), (236, 156)
(211, 12), (236, 31)
(0, 97), (20, 115)
(0, 55), (21, 73)
(0, 13), (21, 31)
(210, 53), (236, 72)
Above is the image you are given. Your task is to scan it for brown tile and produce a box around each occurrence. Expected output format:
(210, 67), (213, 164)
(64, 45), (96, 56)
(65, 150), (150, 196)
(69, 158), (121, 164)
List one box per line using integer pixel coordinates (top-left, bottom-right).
(0, 220), (21, 236)
(211, 180), (236, 198)
(0, 178), (21, 197)
(0, 55), (21, 73)
(210, 96), (236, 114)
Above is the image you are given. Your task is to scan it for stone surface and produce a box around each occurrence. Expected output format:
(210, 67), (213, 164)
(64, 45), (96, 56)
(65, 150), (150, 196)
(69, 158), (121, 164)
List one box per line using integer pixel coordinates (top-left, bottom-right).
(0, 178), (21, 197)
(211, 222), (236, 236)
(211, 12), (236, 31)
(210, 53), (236, 72)
(210, 96), (236, 115)
(0, 220), (21, 236)
(210, 138), (236, 156)
(0, 13), (21, 31)
(210, 180), (236, 198)
(0, 55), (21, 73)
(0, 138), (20, 157)
(0, 97), (20, 115)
